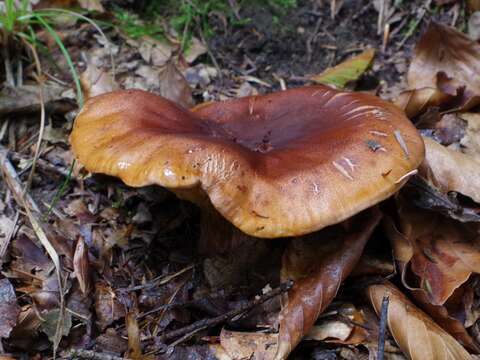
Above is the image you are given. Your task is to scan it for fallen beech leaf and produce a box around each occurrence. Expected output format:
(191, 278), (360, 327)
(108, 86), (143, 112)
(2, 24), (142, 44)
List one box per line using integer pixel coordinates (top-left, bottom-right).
(73, 237), (91, 295)
(307, 320), (353, 342)
(397, 22), (480, 117)
(310, 48), (375, 88)
(421, 137), (480, 204)
(0, 279), (20, 338)
(368, 282), (472, 360)
(386, 201), (480, 305)
(412, 287), (480, 353)
(275, 208), (382, 359)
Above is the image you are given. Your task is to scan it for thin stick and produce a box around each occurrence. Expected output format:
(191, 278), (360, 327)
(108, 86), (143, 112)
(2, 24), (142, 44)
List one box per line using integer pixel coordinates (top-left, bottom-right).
(22, 40), (46, 196)
(156, 280), (293, 345)
(377, 295), (389, 360)
(0, 146), (40, 212)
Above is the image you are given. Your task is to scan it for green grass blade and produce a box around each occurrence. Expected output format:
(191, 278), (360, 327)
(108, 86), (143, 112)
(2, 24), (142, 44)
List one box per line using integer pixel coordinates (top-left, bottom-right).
(44, 159), (76, 221)
(34, 14), (84, 106)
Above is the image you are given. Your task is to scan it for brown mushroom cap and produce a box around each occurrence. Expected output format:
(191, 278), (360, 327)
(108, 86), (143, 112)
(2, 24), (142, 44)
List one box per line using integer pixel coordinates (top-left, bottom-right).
(70, 85), (424, 238)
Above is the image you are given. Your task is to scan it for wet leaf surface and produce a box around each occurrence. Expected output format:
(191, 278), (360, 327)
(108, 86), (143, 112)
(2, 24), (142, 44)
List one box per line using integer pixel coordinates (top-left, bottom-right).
(275, 208), (382, 359)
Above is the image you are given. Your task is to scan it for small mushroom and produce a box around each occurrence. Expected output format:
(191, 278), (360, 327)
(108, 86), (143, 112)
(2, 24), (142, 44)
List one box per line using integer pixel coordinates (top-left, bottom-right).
(71, 85), (424, 240)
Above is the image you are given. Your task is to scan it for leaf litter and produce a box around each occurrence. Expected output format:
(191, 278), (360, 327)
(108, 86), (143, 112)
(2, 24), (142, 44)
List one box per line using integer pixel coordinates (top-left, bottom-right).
(2, 1), (480, 360)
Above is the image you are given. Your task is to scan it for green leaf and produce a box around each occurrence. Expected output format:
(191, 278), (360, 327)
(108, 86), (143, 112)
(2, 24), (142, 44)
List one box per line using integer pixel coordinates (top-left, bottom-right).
(311, 48), (375, 89)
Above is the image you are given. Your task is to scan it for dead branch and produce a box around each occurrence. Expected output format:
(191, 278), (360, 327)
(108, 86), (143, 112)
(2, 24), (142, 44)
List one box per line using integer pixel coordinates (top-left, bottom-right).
(155, 280), (293, 347)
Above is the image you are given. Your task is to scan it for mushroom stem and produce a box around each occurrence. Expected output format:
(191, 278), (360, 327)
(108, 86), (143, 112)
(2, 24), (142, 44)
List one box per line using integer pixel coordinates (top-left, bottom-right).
(172, 187), (253, 255)
(198, 203), (252, 255)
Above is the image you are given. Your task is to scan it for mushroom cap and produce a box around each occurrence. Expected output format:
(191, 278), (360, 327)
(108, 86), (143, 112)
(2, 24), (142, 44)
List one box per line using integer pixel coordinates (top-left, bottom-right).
(70, 85), (424, 238)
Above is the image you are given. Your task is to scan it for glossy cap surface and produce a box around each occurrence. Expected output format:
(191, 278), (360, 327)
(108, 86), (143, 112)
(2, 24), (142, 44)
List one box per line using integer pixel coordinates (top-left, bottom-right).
(71, 86), (424, 238)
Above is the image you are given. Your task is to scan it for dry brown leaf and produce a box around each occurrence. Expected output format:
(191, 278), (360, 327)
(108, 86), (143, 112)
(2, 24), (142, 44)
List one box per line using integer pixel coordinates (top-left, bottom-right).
(94, 283), (125, 330)
(368, 282), (472, 360)
(0, 279), (20, 338)
(458, 113), (480, 162)
(212, 329), (278, 360)
(275, 208), (382, 359)
(307, 320), (353, 342)
(73, 237), (91, 295)
(395, 86), (453, 119)
(386, 202), (480, 305)
(396, 22), (480, 117)
(412, 287), (480, 353)
(80, 63), (119, 100)
(126, 312), (143, 360)
(158, 62), (194, 108)
(421, 137), (480, 204)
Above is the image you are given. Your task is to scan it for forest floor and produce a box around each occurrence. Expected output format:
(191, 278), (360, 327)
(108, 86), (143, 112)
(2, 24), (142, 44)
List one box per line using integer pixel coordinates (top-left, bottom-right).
(0, 0), (478, 359)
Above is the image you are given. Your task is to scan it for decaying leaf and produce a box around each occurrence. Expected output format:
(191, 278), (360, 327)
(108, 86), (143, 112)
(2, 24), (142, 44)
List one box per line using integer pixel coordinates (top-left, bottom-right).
(212, 329), (278, 360)
(310, 48), (375, 89)
(368, 282), (471, 360)
(275, 208), (382, 359)
(386, 201), (480, 305)
(412, 286), (480, 353)
(126, 312), (143, 360)
(0, 279), (20, 338)
(80, 63), (119, 100)
(421, 137), (480, 204)
(94, 283), (125, 330)
(40, 309), (72, 345)
(396, 22), (480, 117)
(73, 237), (91, 295)
(458, 113), (480, 161)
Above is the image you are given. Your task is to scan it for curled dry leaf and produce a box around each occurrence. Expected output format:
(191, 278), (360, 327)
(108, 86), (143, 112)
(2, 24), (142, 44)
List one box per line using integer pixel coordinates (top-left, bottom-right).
(386, 201), (480, 305)
(126, 312), (143, 360)
(421, 137), (480, 204)
(396, 22), (480, 117)
(275, 208), (382, 359)
(73, 237), (91, 295)
(368, 282), (472, 360)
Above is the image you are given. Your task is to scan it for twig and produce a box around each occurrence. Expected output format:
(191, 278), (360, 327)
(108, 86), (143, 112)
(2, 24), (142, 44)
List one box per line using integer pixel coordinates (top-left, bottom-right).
(118, 264), (195, 292)
(196, 21), (223, 81)
(377, 0), (386, 35)
(64, 349), (126, 360)
(377, 295), (389, 360)
(0, 146), (40, 212)
(22, 40), (46, 196)
(155, 280), (293, 346)
(9, 151), (72, 178)
(397, 0), (431, 49)
(0, 147), (64, 359)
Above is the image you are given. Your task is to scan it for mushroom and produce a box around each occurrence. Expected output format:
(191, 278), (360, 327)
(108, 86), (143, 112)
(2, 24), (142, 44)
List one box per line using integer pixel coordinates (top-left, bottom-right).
(70, 85), (424, 243)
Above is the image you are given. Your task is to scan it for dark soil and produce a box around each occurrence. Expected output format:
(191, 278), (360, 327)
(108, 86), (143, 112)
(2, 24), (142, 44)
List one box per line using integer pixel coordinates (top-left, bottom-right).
(208, 0), (465, 91)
